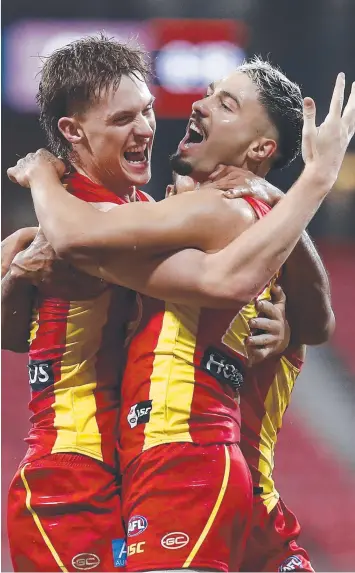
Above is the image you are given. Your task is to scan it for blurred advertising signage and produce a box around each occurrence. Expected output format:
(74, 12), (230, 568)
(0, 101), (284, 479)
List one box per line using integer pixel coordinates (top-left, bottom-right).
(3, 20), (152, 112)
(150, 19), (248, 118)
(3, 18), (247, 118)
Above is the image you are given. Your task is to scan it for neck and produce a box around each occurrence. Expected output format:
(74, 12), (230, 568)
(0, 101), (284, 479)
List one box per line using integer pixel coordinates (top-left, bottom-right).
(244, 157), (270, 178)
(70, 158), (135, 200)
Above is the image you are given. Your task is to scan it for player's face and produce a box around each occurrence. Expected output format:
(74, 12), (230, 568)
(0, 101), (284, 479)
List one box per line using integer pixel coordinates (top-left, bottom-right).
(77, 74), (156, 187)
(172, 71), (275, 180)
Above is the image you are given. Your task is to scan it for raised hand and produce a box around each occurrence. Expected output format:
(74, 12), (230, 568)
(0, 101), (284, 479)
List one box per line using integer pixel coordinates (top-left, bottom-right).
(302, 74), (355, 186)
(7, 149), (66, 188)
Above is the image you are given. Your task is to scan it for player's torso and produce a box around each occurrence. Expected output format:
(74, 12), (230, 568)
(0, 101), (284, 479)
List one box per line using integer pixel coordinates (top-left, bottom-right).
(119, 283), (274, 470)
(27, 285), (134, 465)
(239, 347), (304, 511)
(25, 174), (149, 466)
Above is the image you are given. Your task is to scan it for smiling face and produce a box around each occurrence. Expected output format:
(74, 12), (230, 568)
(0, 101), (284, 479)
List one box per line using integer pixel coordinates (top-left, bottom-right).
(171, 71), (278, 181)
(65, 74), (156, 191)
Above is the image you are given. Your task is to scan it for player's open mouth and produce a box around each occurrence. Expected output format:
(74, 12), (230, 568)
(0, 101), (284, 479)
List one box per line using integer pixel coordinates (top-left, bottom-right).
(178, 120), (207, 152)
(124, 144), (149, 167)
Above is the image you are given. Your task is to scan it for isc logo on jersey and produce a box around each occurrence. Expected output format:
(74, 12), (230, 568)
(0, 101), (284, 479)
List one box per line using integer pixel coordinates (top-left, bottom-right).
(128, 515), (148, 537)
(127, 400), (152, 429)
(28, 359), (54, 391)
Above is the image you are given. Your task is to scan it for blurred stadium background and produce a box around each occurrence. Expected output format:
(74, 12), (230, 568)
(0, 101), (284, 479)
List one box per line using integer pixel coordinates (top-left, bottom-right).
(2, 0), (355, 571)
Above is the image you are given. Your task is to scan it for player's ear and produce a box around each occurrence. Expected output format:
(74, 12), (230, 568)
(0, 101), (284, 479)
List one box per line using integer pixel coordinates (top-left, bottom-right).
(58, 117), (84, 145)
(247, 137), (277, 164)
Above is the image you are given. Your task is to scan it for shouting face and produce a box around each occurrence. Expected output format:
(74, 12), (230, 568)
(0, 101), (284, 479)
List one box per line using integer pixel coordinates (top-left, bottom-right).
(61, 73), (156, 191)
(171, 70), (278, 181)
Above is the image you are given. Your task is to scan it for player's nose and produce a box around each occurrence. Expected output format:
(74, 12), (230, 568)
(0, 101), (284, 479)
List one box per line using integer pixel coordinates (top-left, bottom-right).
(135, 114), (155, 139)
(192, 99), (209, 117)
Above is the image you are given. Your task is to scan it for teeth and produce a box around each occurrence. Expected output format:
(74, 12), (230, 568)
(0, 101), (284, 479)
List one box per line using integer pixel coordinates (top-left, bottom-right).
(125, 145), (147, 153)
(190, 122), (203, 136)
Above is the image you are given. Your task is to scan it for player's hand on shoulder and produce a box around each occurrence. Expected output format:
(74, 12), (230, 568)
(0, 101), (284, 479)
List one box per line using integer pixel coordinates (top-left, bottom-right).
(10, 229), (108, 299)
(246, 284), (290, 366)
(206, 164), (284, 207)
(166, 167), (284, 208)
(7, 149), (66, 188)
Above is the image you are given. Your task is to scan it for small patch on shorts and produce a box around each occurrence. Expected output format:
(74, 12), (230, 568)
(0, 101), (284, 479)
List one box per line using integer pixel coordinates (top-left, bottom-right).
(112, 539), (127, 568)
(279, 555), (306, 571)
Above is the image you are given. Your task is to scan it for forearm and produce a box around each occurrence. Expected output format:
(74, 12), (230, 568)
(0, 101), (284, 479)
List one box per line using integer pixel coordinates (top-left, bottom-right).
(1, 227), (38, 278)
(27, 170), (99, 256)
(26, 168), (226, 261)
(204, 166), (331, 305)
(1, 269), (34, 352)
(283, 232), (335, 345)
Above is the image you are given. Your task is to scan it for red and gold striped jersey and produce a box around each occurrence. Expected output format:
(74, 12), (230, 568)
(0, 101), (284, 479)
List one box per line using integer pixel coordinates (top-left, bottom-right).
(25, 173), (149, 467)
(119, 197), (277, 470)
(239, 348), (304, 512)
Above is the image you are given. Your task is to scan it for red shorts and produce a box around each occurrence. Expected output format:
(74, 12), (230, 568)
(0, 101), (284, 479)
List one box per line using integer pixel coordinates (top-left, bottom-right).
(7, 453), (126, 572)
(122, 442), (253, 572)
(240, 495), (314, 572)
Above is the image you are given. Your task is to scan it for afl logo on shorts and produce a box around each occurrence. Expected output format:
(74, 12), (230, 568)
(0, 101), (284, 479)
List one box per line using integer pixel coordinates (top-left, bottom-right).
(72, 553), (100, 570)
(127, 515), (148, 537)
(161, 532), (190, 550)
(278, 555), (305, 571)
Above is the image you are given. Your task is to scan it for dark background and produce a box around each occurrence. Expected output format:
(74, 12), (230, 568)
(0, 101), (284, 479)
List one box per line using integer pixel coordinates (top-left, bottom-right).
(2, 1), (355, 571)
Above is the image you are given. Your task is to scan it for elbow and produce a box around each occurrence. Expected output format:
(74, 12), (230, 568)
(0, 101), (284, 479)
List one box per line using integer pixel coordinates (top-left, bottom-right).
(293, 308), (336, 346)
(52, 234), (85, 262)
(313, 309), (336, 345)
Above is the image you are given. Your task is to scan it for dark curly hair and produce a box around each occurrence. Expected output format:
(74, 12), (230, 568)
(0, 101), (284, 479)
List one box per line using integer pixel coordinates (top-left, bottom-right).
(238, 56), (303, 169)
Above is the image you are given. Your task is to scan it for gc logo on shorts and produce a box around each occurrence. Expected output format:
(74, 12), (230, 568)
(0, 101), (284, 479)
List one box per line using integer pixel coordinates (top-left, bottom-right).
(161, 532), (190, 550)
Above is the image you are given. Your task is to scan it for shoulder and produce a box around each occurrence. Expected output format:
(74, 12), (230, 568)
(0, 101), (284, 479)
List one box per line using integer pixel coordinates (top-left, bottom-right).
(201, 190), (259, 232)
(173, 188), (257, 221)
(172, 189), (259, 251)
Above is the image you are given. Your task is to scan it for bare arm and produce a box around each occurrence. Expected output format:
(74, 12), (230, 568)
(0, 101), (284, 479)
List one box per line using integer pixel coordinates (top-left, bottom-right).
(224, 182), (335, 344)
(7, 163), (335, 309)
(282, 232), (335, 345)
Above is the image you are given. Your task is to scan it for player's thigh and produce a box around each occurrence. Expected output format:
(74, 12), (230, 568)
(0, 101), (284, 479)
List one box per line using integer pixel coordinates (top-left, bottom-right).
(240, 496), (314, 572)
(122, 443), (253, 573)
(8, 455), (125, 572)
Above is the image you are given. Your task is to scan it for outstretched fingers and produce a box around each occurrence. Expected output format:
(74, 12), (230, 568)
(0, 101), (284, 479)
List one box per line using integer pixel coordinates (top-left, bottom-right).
(342, 81), (355, 138)
(302, 97), (317, 149)
(329, 72), (346, 118)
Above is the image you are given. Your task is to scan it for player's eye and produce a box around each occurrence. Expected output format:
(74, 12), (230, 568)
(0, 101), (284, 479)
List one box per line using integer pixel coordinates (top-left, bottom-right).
(114, 115), (133, 125)
(221, 101), (232, 111)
